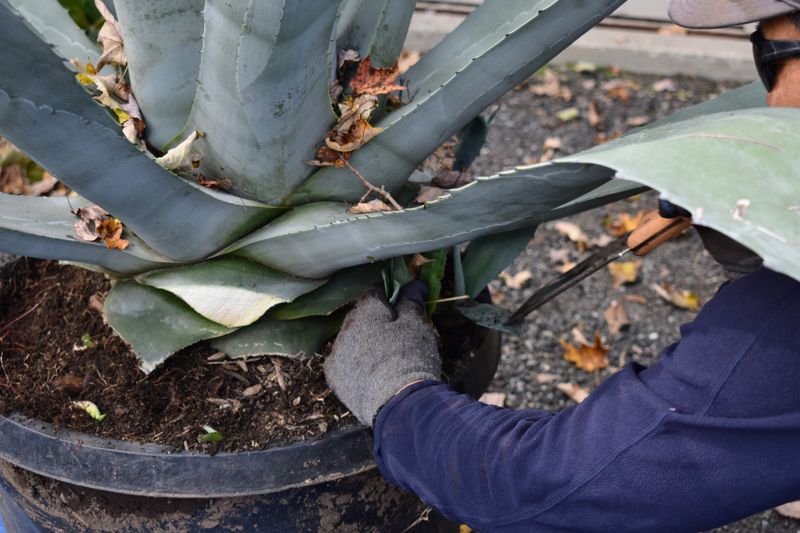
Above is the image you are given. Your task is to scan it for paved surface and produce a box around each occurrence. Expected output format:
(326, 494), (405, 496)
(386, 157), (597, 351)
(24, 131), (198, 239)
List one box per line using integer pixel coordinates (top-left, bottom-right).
(407, 2), (756, 81)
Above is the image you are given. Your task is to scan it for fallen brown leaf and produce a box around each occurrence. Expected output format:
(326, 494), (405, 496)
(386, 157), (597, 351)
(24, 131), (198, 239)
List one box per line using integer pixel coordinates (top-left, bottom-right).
(535, 373), (558, 384)
(608, 260), (641, 289)
(604, 300), (631, 335)
(198, 176), (233, 191)
(309, 146), (349, 167)
(556, 261), (576, 273)
(88, 292), (105, 313)
(605, 211), (645, 237)
(408, 253), (433, 276)
(96, 217), (129, 250)
(397, 49), (421, 74)
(55, 374), (84, 396)
(561, 331), (609, 372)
(652, 283), (701, 311)
(479, 392), (506, 407)
(556, 383), (589, 403)
(587, 100), (602, 128)
(652, 78), (677, 92)
(73, 206), (110, 242)
(415, 185), (446, 204)
(623, 294), (647, 305)
(626, 115), (650, 127)
(775, 501), (800, 519)
(499, 270), (533, 290)
(594, 130), (623, 145)
(349, 56), (406, 95)
(93, 0), (126, 69)
(242, 384), (263, 397)
(348, 199), (393, 214)
(554, 221), (588, 246)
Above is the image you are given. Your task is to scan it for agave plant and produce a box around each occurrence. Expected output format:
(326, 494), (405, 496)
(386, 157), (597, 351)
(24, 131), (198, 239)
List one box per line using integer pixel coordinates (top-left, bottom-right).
(0, 0), (797, 373)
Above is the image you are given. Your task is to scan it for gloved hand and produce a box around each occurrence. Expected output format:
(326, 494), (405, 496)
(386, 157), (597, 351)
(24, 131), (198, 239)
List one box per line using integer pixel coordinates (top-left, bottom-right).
(324, 281), (441, 426)
(658, 199), (762, 279)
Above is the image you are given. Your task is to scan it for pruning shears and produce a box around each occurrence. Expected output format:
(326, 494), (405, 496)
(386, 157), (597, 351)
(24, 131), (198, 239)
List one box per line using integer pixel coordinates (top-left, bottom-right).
(458, 208), (692, 335)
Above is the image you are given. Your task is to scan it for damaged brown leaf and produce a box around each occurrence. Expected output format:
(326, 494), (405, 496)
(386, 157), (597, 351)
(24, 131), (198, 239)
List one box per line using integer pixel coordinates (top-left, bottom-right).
(348, 199), (393, 214)
(556, 383), (589, 403)
(96, 217), (129, 250)
(561, 331), (610, 373)
(605, 211), (645, 237)
(652, 283), (701, 311)
(604, 300), (631, 335)
(94, 0), (126, 70)
(608, 260), (641, 289)
(499, 270), (533, 290)
(415, 185), (446, 204)
(349, 57), (406, 95)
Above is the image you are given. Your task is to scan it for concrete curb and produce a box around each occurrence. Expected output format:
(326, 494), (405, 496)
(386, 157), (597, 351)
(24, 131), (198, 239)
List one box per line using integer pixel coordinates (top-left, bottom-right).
(406, 10), (757, 82)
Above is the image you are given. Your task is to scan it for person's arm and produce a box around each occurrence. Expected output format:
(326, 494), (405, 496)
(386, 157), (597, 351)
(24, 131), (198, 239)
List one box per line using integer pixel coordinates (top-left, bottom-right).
(372, 268), (800, 532)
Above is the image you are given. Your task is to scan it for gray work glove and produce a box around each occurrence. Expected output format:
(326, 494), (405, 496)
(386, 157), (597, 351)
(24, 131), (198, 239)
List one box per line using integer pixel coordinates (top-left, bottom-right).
(324, 281), (441, 426)
(659, 199), (762, 280)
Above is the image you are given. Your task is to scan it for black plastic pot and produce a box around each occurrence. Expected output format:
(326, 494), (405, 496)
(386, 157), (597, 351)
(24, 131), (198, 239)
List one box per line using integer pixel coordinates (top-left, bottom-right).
(0, 257), (501, 532)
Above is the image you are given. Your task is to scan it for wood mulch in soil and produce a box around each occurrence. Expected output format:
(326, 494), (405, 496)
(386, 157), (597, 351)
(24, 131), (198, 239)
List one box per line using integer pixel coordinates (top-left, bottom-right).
(0, 258), (353, 453)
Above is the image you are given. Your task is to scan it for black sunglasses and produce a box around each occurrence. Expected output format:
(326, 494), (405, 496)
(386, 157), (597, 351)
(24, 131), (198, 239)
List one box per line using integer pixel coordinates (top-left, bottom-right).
(751, 28), (800, 91)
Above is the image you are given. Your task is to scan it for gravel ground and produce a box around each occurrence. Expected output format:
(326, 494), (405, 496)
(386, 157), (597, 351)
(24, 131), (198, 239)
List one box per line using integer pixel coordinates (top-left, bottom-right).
(470, 66), (800, 532)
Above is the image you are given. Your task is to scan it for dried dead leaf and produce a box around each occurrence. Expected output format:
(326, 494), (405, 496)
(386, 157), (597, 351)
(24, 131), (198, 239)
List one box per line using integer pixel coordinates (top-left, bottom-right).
(658, 24), (688, 36)
(594, 130), (623, 145)
(602, 80), (639, 102)
(535, 373), (558, 384)
(478, 392), (506, 407)
(587, 100), (602, 128)
(197, 175), (233, 191)
(309, 146), (349, 167)
(556, 383), (589, 403)
(652, 283), (701, 311)
(88, 292), (105, 313)
(499, 270), (533, 290)
(338, 49), (360, 69)
(608, 260), (641, 289)
(407, 253), (434, 277)
(96, 217), (129, 250)
(348, 199), (393, 214)
(623, 294), (647, 305)
(556, 107), (579, 122)
(775, 501), (800, 519)
(626, 115), (650, 127)
(415, 185), (446, 204)
(73, 206), (110, 242)
(652, 78), (677, 92)
(530, 69), (572, 101)
(94, 0), (126, 70)
(561, 332), (610, 373)
(542, 137), (562, 151)
(349, 56), (406, 95)
(242, 384), (263, 397)
(605, 211), (645, 237)
(397, 49), (421, 74)
(604, 300), (630, 335)
(55, 374), (84, 396)
(554, 221), (588, 248)
(731, 199), (750, 221)
(155, 130), (201, 170)
(556, 261), (576, 273)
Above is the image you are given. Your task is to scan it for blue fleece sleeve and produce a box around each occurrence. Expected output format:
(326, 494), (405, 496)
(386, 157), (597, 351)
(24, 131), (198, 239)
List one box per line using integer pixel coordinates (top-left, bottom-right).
(373, 268), (800, 532)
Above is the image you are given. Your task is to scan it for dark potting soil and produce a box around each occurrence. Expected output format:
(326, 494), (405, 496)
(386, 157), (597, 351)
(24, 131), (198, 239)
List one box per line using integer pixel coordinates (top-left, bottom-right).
(0, 259), (355, 453)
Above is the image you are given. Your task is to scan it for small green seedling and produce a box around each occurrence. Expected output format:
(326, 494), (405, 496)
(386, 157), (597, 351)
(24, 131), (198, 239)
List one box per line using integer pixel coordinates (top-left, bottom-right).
(72, 400), (106, 421)
(81, 333), (95, 348)
(198, 425), (223, 444)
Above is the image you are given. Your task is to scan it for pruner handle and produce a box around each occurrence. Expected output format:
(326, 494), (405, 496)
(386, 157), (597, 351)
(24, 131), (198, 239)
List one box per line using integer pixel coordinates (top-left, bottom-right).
(627, 209), (692, 256)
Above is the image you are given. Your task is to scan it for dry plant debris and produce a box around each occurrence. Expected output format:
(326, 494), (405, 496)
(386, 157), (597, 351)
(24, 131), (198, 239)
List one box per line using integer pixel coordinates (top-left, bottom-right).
(73, 206), (129, 250)
(652, 283), (701, 311)
(561, 329), (610, 373)
(556, 383), (589, 403)
(604, 300), (631, 335)
(608, 260), (641, 289)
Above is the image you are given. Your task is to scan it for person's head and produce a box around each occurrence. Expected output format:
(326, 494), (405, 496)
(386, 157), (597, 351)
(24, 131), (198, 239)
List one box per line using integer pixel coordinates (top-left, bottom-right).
(669, 1), (800, 106)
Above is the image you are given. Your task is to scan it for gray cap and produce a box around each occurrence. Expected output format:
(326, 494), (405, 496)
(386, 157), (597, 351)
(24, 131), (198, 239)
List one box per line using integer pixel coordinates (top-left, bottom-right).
(669, 0), (800, 28)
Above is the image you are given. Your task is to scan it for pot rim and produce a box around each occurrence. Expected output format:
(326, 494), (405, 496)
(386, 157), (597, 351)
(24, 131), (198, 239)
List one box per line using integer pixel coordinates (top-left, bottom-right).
(0, 413), (375, 498)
